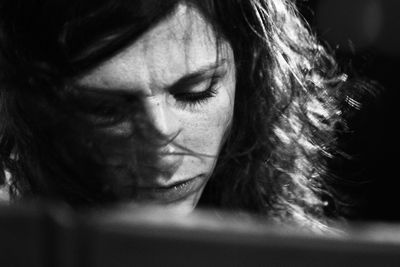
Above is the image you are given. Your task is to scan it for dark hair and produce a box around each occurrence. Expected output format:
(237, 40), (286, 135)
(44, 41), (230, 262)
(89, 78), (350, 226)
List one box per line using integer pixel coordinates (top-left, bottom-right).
(0, 0), (348, 230)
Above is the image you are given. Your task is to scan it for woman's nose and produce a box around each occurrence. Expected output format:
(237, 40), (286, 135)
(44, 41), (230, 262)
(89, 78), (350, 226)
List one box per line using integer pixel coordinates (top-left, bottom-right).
(146, 96), (181, 137)
(146, 96), (183, 175)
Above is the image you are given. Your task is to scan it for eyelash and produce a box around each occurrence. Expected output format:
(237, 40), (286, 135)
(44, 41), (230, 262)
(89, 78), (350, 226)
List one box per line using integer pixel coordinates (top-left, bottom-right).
(173, 78), (218, 109)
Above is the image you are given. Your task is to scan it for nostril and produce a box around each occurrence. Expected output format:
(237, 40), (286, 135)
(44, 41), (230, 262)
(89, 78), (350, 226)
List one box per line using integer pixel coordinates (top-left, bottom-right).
(159, 145), (176, 156)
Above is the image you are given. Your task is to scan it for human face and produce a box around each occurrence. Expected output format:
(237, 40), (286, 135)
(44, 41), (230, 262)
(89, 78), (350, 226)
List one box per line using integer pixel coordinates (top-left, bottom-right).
(76, 4), (236, 215)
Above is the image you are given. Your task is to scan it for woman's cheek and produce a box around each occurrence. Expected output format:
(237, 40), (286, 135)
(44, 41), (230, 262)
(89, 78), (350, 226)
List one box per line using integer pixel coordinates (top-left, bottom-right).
(180, 90), (234, 156)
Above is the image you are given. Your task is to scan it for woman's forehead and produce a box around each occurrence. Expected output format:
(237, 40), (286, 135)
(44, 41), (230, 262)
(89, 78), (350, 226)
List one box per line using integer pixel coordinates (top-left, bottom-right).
(76, 3), (231, 93)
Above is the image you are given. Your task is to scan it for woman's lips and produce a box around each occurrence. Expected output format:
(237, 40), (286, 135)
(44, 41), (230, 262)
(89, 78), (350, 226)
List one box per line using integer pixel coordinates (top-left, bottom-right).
(134, 175), (205, 203)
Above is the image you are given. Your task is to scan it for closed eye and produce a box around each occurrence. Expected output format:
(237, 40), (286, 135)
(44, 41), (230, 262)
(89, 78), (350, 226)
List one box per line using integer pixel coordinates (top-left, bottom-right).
(173, 78), (218, 109)
(169, 61), (226, 109)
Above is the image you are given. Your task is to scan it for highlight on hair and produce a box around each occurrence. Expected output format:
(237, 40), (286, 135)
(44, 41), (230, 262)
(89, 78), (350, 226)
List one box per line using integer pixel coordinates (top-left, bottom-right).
(0, 0), (348, 230)
(194, 0), (347, 231)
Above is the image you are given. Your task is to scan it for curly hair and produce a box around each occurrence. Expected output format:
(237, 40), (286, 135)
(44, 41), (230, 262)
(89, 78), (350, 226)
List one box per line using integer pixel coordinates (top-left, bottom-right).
(0, 0), (348, 231)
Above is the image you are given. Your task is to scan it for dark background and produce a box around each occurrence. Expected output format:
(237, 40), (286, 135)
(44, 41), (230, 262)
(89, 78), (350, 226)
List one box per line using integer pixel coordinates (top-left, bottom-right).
(298, 0), (399, 222)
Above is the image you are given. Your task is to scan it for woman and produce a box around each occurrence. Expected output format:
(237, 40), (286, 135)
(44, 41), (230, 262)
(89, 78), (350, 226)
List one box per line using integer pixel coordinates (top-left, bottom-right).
(0, 0), (348, 231)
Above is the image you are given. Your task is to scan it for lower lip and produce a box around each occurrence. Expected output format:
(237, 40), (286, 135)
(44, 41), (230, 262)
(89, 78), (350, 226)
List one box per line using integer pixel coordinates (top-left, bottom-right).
(134, 175), (205, 203)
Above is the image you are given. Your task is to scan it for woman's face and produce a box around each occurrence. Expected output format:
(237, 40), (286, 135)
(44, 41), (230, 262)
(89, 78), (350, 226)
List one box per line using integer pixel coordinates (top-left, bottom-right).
(76, 4), (236, 214)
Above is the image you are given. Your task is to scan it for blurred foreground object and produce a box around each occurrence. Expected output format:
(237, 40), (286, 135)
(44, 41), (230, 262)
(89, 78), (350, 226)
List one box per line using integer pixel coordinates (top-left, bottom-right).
(1, 203), (400, 267)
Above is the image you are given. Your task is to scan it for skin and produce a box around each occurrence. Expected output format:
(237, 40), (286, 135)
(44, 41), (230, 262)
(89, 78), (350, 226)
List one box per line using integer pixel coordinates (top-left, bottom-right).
(77, 4), (236, 215)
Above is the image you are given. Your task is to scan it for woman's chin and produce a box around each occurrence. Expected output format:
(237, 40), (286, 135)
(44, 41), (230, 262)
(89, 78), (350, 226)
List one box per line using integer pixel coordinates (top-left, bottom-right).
(146, 192), (200, 216)
(118, 190), (201, 218)
(127, 176), (207, 216)
(105, 194), (200, 226)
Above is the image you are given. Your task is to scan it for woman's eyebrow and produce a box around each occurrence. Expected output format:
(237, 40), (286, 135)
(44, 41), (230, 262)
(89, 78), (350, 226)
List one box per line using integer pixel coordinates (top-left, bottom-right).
(168, 59), (228, 93)
(73, 59), (227, 97)
(71, 84), (141, 98)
